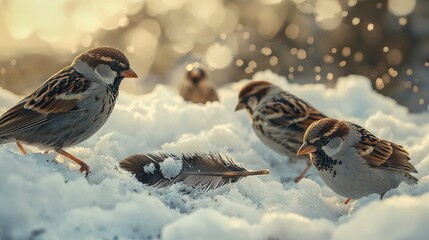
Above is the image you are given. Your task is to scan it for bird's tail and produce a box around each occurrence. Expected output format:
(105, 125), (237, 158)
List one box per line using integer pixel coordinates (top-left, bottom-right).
(403, 172), (418, 185)
(0, 137), (11, 145)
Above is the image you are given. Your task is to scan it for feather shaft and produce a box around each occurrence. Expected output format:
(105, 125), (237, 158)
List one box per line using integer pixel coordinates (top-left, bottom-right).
(120, 152), (270, 191)
(182, 169), (269, 176)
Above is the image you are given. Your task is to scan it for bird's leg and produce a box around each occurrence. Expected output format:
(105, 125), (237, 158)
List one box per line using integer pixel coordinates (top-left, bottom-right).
(16, 142), (27, 155)
(344, 198), (351, 204)
(293, 164), (312, 183)
(56, 149), (89, 176)
(380, 192), (386, 200)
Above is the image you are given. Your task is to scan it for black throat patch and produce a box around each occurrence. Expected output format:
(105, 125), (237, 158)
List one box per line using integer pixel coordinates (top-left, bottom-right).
(311, 150), (342, 177)
(107, 77), (123, 102)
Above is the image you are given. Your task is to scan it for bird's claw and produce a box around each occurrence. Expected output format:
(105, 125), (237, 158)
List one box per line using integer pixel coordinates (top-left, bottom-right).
(293, 176), (303, 183)
(79, 165), (90, 178)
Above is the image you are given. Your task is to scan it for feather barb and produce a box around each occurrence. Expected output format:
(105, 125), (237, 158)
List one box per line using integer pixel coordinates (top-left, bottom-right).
(119, 152), (269, 191)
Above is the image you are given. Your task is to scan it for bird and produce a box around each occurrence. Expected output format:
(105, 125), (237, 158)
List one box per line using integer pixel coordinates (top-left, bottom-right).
(179, 63), (219, 104)
(0, 46), (138, 176)
(297, 117), (418, 204)
(235, 80), (326, 182)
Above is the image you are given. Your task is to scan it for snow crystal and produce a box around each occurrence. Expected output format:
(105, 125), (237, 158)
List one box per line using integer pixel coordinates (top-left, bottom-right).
(0, 70), (428, 239)
(159, 157), (183, 179)
(144, 162), (156, 174)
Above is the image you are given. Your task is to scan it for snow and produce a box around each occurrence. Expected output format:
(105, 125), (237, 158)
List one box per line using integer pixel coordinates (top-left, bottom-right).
(159, 157), (182, 179)
(1, 70), (429, 239)
(144, 162), (156, 174)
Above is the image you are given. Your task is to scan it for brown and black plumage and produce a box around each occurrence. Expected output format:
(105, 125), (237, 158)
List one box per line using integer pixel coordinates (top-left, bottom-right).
(179, 64), (219, 104)
(236, 80), (326, 182)
(298, 118), (418, 204)
(0, 47), (138, 175)
(120, 152), (269, 191)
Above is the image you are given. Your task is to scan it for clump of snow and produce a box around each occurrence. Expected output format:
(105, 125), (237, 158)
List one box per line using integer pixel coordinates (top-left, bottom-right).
(159, 157), (183, 179)
(162, 209), (335, 240)
(144, 162), (156, 174)
(332, 193), (429, 240)
(0, 70), (428, 239)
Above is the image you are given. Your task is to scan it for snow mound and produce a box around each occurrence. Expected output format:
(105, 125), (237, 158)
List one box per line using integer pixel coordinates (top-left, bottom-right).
(0, 70), (428, 239)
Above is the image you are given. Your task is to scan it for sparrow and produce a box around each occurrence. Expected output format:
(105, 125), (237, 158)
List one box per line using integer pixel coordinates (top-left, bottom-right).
(235, 81), (326, 182)
(179, 63), (219, 104)
(297, 117), (418, 204)
(0, 47), (138, 175)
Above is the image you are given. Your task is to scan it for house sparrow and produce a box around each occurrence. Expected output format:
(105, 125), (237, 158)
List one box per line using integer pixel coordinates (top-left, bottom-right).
(179, 63), (219, 104)
(297, 117), (418, 204)
(0, 47), (138, 175)
(235, 81), (326, 182)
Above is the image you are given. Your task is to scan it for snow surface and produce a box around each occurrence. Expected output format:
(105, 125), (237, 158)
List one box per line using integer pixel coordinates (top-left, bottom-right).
(1, 70), (429, 239)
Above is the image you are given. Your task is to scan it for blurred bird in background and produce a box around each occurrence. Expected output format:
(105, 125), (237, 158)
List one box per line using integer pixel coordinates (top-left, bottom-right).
(179, 63), (219, 104)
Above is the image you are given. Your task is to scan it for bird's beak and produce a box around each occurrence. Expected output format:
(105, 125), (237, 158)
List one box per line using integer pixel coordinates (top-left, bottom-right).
(120, 68), (138, 78)
(297, 142), (317, 155)
(235, 102), (246, 111)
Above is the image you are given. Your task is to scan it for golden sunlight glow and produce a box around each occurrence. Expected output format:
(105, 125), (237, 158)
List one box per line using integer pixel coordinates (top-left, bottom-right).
(205, 43), (233, 69)
(0, 0), (423, 109)
(314, 0), (342, 30)
(2, 0), (144, 49)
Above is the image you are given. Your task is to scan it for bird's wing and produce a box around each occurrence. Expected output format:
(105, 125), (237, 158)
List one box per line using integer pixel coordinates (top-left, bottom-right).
(206, 87), (219, 102)
(352, 123), (417, 173)
(254, 92), (326, 158)
(0, 67), (91, 137)
(262, 92), (326, 133)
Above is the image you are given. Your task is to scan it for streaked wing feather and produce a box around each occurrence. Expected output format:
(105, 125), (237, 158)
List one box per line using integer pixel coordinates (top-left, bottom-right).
(386, 142), (417, 173)
(0, 102), (47, 137)
(0, 67), (90, 137)
(23, 67), (89, 114)
(353, 124), (417, 173)
(252, 92), (325, 160)
(293, 108), (327, 130)
(120, 152), (269, 191)
(264, 93), (326, 132)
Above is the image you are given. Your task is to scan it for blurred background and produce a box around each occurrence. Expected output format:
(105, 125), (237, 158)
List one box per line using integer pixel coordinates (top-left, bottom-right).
(0, 0), (428, 112)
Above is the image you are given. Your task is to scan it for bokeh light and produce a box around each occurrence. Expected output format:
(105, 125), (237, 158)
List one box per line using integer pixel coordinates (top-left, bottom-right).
(0, 0), (428, 112)
(205, 43), (233, 69)
(388, 0), (416, 16)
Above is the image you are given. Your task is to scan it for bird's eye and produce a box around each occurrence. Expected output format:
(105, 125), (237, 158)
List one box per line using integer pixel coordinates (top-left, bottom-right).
(319, 136), (329, 145)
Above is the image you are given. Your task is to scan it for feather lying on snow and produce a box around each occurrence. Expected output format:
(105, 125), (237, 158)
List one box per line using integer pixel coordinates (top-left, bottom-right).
(119, 152), (269, 191)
